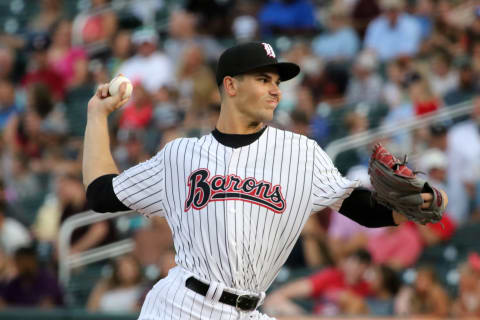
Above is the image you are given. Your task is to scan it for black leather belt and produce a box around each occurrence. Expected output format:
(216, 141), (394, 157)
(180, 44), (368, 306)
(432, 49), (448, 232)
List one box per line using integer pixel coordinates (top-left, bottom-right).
(185, 276), (260, 311)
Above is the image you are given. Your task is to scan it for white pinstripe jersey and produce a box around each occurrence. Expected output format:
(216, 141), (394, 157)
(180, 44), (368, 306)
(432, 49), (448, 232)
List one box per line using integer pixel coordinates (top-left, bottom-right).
(112, 126), (358, 293)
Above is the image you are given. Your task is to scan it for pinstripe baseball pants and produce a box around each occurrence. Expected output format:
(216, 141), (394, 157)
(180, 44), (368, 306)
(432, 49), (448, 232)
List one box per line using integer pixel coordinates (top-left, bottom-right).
(138, 266), (273, 320)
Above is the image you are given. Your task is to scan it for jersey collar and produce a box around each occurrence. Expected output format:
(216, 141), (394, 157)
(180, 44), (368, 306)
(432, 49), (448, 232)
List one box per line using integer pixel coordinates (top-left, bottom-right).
(211, 126), (268, 148)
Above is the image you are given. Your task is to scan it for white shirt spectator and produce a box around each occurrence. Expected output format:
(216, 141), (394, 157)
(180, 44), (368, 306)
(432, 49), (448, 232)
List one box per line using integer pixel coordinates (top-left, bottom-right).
(118, 52), (174, 94)
(364, 13), (421, 61)
(0, 217), (32, 254)
(429, 71), (459, 98)
(99, 286), (143, 313)
(447, 119), (480, 224)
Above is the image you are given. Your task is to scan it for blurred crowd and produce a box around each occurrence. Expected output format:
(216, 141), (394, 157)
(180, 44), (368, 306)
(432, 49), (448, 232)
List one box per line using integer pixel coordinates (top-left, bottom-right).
(0, 0), (480, 317)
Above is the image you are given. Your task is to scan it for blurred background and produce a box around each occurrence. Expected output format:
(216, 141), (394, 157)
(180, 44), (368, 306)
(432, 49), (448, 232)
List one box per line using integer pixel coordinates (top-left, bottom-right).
(0, 0), (480, 319)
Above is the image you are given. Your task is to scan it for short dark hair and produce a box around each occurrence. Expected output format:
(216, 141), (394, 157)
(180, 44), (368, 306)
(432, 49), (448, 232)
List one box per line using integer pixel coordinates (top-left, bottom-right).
(14, 245), (36, 259)
(218, 74), (244, 98)
(350, 249), (372, 265)
(379, 264), (401, 295)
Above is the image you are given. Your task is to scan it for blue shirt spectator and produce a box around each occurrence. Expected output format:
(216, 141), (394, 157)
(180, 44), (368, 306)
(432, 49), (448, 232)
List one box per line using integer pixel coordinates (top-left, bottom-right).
(364, 0), (421, 61)
(258, 0), (316, 37)
(312, 6), (359, 62)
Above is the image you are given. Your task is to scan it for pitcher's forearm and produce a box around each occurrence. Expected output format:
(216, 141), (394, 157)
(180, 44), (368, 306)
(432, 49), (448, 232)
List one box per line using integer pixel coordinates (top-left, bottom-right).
(82, 113), (119, 188)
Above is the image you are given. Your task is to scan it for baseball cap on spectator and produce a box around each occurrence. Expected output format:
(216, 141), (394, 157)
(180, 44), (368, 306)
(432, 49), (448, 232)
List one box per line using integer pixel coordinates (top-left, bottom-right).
(26, 32), (51, 52)
(429, 123), (448, 136)
(418, 148), (447, 173)
(132, 27), (158, 46)
(216, 42), (300, 86)
(355, 51), (378, 71)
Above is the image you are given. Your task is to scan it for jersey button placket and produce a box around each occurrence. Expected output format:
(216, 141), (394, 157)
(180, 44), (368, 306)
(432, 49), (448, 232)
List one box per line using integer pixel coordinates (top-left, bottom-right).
(227, 147), (241, 283)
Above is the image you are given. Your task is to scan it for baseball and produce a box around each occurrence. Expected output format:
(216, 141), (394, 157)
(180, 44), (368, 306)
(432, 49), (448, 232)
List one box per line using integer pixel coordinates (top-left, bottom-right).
(109, 75), (133, 99)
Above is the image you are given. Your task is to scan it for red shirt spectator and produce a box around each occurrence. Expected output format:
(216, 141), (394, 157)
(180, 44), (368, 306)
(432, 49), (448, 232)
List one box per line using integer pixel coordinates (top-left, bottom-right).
(21, 69), (64, 101)
(310, 267), (371, 315)
(119, 82), (153, 130)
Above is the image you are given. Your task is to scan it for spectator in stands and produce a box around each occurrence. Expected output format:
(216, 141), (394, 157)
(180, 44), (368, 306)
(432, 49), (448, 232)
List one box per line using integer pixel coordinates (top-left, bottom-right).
(87, 254), (144, 313)
(258, 0), (317, 37)
(4, 82), (54, 158)
(184, 0), (235, 38)
(21, 33), (64, 101)
(118, 27), (174, 95)
(72, 0), (118, 58)
(47, 19), (89, 89)
(28, 0), (63, 34)
(311, 5), (359, 62)
(0, 246), (63, 308)
(444, 57), (477, 107)
(0, 46), (15, 82)
(334, 111), (370, 175)
(232, 2), (259, 42)
(433, 1), (464, 54)
(427, 122), (448, 151)
(0, 206), (31, 256)
(297, 210), (331, 268)
(363, 264), (401, 315)
(164, 10), (223, 67)
(447, 94), (480, 224)
(331, 264), (401, 316)
(346, 51), (383, 106)
(413, 0), (434, 40)
(407, 71), (441, 117)
(460, 6), (480, 55)
(366, 218), (455, 270)
(133, 216), (173, 268)
(308, 63), (351, 145)
(113, 129), (150, 172)
(118, 81), (154, 130)
(106, 29), (133, 78)
(364, 0), (422, 61)
(57, 174), (114, 255)
(0, 248), (16, 298)
(263, 249), (372, 317)
(0, 80), (18, 130)
(452, 252), (480, 317)
(382, 58), (410, 108)
(176, 44), (218, 117)
(351, 0), (381, 39)
(427, 50), (458, 98)
(395, 265), (450, 317)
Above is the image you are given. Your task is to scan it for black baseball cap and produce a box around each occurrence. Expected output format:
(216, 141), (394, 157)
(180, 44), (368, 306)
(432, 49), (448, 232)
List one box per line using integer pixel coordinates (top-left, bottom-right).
(216, 42), (300, 86)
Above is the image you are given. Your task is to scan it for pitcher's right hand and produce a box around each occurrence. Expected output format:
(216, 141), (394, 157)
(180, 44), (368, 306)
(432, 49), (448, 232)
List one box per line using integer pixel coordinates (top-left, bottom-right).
(87, 82), (130, 117)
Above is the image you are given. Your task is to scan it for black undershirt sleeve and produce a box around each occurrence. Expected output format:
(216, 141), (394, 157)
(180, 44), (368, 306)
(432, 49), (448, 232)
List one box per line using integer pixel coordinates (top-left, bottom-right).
(338, 187), (396, 228)
(86, 174), (131, 213)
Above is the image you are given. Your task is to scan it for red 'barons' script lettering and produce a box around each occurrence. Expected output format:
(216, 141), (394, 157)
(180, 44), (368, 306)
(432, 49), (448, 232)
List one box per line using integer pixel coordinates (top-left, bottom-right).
(185, 168), (286, 213)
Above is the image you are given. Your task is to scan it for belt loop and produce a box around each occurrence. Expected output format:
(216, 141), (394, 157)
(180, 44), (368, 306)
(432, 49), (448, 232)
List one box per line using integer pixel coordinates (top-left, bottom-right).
(205, 281), (225, 303)
(257, 291), (266, 306)
(213, 282), (225, 302)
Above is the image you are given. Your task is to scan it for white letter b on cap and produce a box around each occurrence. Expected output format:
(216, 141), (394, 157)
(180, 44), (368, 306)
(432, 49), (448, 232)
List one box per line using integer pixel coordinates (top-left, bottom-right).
(262, 43), (276, 58)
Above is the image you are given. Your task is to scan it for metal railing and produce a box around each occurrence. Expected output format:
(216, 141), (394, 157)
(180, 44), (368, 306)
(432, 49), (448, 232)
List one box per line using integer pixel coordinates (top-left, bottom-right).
(325, 100), (473, 162)
(58, 210), (135, 288)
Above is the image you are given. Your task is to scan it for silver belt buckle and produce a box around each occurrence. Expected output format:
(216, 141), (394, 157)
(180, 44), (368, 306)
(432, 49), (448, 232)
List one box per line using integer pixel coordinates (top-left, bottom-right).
(235, 294), (258, 312)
